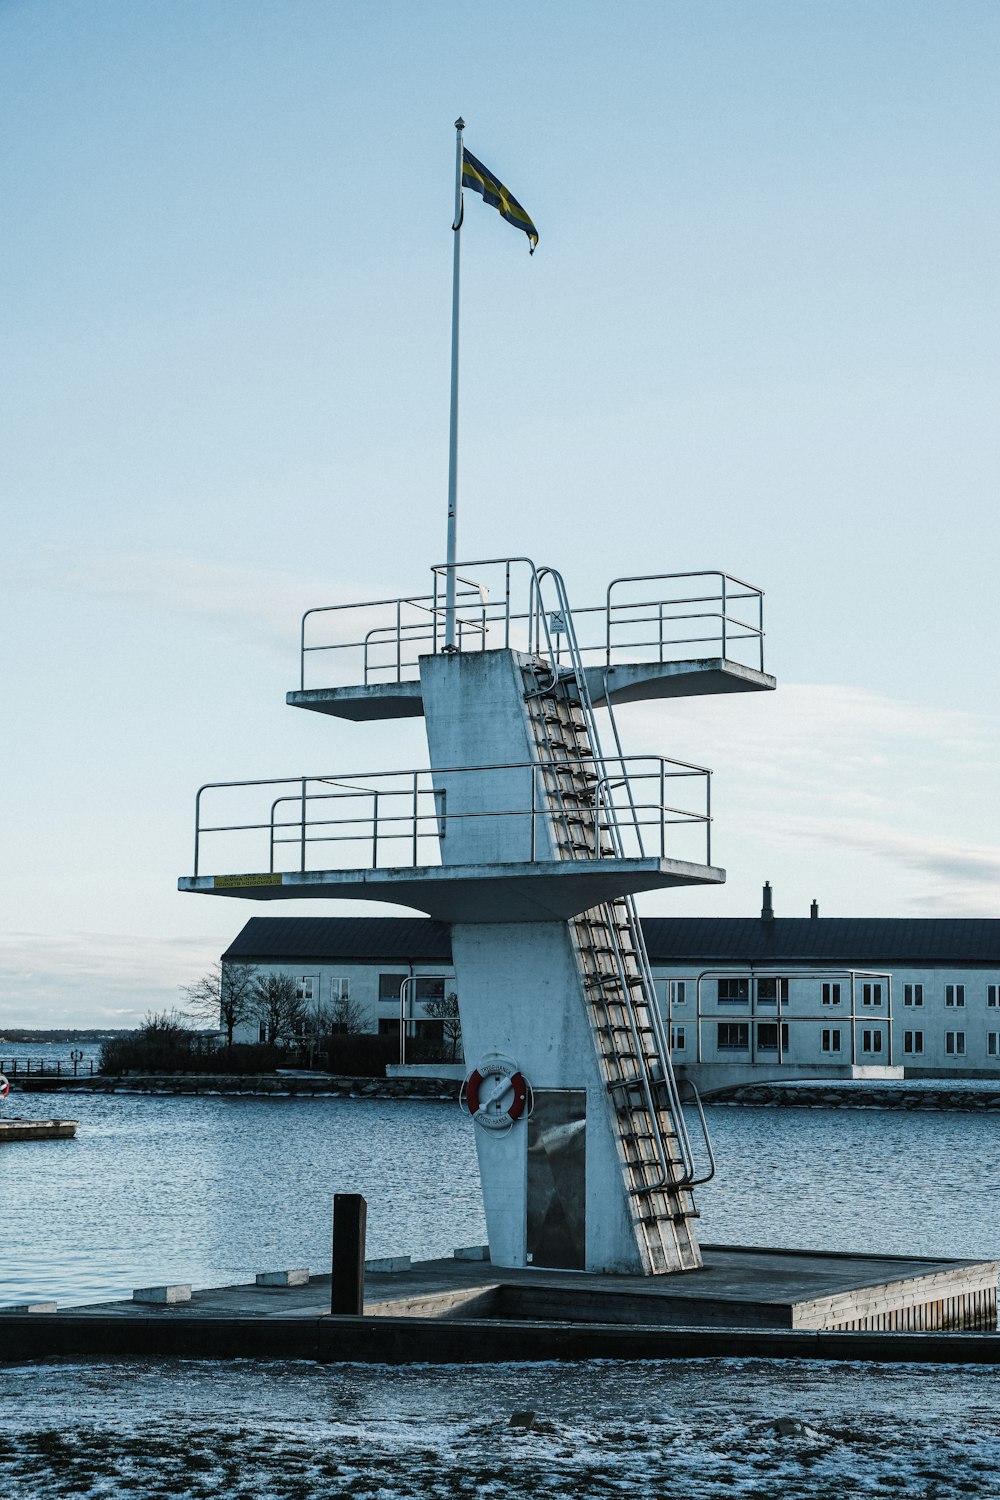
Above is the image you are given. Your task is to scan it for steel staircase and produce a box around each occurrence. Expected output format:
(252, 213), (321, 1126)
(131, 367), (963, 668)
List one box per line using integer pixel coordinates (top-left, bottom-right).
(520, 586), (707, 1274)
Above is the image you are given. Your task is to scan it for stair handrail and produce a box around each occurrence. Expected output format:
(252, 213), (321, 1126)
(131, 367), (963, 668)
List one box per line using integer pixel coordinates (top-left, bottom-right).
(533, 566), (705, 1195)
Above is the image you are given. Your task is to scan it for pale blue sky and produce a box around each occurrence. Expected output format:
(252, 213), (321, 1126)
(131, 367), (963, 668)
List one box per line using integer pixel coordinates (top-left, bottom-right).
(2, 1), (998, 1024)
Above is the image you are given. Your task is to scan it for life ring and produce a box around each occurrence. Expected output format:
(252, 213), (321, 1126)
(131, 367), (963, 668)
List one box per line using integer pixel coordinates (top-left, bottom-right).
(0, 1074), (9, 1099)
(462, 1056), (530, 1131)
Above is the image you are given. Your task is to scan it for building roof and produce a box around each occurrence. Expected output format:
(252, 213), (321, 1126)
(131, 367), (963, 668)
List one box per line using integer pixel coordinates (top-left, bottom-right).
(641, 918), (1000, 968)
(223, 915), (1000, 969)
(222, 916), (453, 965)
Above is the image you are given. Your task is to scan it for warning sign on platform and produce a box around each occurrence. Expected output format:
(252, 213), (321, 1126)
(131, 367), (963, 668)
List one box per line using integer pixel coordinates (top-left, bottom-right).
(212, 873), (284, 889)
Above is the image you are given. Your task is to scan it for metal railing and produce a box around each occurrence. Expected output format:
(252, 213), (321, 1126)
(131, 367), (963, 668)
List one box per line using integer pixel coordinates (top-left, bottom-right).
(679, 970), (895, 1067)
(397, 975), (458, 1067)
(529, 562), (715, 1195)
(0, 1056), (96, 1077)
(190, 755), (713, 879)
(297, 558), (765, 690)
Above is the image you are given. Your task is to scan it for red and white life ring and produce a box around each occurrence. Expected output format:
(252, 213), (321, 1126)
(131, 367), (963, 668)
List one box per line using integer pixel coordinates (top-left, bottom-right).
(0, 1074), (9, 1099)
(462, 1056), (530, 1131)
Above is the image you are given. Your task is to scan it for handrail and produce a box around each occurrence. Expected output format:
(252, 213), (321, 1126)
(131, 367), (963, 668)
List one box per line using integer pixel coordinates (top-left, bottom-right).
(191, 755), (711, 878)
(296, 561), (767, 691)
(691, 969), (895, 1067)
(532, 565), (704, 1199)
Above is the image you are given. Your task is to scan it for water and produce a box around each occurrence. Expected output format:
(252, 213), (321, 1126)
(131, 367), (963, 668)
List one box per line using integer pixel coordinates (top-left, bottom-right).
(3, 1093), (1000, 1497)
(1, 1356), (999, 1498)
(2, 1092), (999, 1306)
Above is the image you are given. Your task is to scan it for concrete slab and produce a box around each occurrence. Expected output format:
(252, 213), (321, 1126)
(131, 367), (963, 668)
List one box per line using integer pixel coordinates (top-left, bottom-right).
(1, 1247), (996, 1364)
(584, 658), (777, 706)
(256, 1269), (310, 1287)
(286, 660), (777, 722)
(38, 1245), (997, 1334)
(133, 1284), (192, 1305)
(178, 857), (725, 920)
(287, 683), (425, 721)
(0, 1118), (78, 1142)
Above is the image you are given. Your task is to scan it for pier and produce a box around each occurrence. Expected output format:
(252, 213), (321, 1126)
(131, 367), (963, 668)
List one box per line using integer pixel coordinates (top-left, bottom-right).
(1, 1245), (997, 1366)
(0, 1118), (77, 1143)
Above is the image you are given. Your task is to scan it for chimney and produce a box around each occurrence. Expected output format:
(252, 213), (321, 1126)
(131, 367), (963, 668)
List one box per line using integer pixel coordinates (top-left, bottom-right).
(761, 882), (774, 921)
(810, 899), (819, 920)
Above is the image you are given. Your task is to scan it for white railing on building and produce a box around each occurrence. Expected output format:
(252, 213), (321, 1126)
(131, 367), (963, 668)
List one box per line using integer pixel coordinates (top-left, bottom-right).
(664, 970), (896, 1068)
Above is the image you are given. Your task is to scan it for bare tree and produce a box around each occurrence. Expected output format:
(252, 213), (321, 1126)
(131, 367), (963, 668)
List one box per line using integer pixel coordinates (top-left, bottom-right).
(182, 962), (259, 1046)
(328, 994), (368, 1035)
(252, 971), (307, 1046)
(423, 991), (463, 1062)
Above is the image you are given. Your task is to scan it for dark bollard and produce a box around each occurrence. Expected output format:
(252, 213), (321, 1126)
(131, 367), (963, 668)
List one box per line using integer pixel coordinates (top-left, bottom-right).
(331, 1193), (367, 1315)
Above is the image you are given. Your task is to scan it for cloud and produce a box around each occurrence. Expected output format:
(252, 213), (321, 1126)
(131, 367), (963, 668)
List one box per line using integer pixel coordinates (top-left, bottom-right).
(13, 545), (404, 662)
(620, 681), (1000, 915)
(0, 930), (227, 1028)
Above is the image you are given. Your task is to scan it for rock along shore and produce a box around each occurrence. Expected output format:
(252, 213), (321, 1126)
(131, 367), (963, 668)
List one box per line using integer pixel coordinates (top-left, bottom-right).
(713, 1083), (1000, 1112)
(8, 1073), (458, 1100)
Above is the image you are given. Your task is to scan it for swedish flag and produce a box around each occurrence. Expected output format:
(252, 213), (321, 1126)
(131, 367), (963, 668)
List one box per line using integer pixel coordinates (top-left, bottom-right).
(461, 148), (538, 254)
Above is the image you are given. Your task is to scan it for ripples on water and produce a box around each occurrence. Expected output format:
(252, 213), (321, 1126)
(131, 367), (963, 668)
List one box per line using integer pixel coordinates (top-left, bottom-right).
(4, 1093), (1000, 1496)
(2, 1092), (999, 1306)
(1, 1357), (999, 1499)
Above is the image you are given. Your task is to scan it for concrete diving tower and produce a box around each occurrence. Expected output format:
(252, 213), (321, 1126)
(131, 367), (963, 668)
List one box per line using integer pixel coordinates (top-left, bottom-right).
(180, 560), (774, 1280)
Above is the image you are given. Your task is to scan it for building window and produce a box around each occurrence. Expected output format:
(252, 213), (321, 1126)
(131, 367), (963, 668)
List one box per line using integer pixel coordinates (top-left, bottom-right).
(717, 979), (750, 1004)
(862, 1030), (883, 1054)
(862, 983), (883, 1007)
(258, 1021), (267, 1043)
(756, 978), (788, 1006)
(717, 1022), (749, 1051)
(756, 1023), (789, 1052)
(903, 1030), (924, 1056)
(989, 985), (999, 1008)
(945, 984), (966, 1008)
(329, 977), (350, 1001)
(903, 984), (923, 1007)
(822, 983), (842, 1007)
(987, 1033), (1000, 1057)
(295, 976), (316, 1003)
(945, 1031), (966, 1057)
(670, 981), (687, 1006)
(670, 1025), (685, 1051)
(378, 1019), (397, 1036)
(379, 973), (408, 1003)
(822, 1028), (841, 1054)
(414, 976), (446, 1002)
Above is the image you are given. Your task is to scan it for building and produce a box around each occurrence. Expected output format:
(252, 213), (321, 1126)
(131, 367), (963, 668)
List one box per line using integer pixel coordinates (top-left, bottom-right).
(222, 896), (1000, 1078)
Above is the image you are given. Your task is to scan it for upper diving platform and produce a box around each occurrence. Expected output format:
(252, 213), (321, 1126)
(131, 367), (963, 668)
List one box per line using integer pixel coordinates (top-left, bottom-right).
(177, 756), (724, 922)
(287, 561), (776, 722)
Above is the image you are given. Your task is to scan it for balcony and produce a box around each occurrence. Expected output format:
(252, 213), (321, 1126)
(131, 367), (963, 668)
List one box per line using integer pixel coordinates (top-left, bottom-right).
(178, 756), (723, 922)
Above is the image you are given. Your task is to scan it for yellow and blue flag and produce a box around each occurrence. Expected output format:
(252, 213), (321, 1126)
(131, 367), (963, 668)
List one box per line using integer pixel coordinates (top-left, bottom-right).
(461, 148), (538, 254)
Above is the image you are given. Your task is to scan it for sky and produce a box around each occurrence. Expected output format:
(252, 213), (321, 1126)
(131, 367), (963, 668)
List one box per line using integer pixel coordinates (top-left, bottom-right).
(2, 0), (998, 1026)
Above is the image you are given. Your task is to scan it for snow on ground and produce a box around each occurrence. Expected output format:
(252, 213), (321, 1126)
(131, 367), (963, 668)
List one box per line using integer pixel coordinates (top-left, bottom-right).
(0, 1356), (998, 1498)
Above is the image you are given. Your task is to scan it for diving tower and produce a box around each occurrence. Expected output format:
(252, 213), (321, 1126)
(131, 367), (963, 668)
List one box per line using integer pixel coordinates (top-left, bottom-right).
(180, 560), (774, 1277)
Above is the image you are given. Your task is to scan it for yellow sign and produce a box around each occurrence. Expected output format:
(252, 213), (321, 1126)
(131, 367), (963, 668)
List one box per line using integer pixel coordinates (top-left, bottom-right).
(212, 873), (284, 889)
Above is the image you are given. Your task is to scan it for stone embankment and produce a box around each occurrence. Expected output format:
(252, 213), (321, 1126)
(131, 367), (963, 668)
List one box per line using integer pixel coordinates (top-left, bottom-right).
(9, 1073), (459, 1100)
(714, 1083), (1000, 1112)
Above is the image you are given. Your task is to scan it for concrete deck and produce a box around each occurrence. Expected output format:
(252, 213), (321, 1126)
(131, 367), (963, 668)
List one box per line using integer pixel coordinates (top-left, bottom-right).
(178, 856), (726, 920)
(0, 1118), (78, 1142)
(2, 1246), (995, 1367)
(286, 659), (776, 723)
(72, 1245), (990, 1334)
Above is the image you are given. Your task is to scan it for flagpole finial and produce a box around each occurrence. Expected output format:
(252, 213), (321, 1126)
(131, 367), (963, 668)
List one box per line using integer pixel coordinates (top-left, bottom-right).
(455, 117), (465, 130)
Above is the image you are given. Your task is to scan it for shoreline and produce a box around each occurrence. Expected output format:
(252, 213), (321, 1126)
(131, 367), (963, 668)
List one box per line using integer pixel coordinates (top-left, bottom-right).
(8, 1074), (1000, 1111)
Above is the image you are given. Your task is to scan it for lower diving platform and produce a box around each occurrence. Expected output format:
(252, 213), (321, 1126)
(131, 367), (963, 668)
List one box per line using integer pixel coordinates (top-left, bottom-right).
(179, 856), (724, 922)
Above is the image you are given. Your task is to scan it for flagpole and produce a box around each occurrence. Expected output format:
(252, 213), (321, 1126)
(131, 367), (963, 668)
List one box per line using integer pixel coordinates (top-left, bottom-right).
(445, 116), (464, 651)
